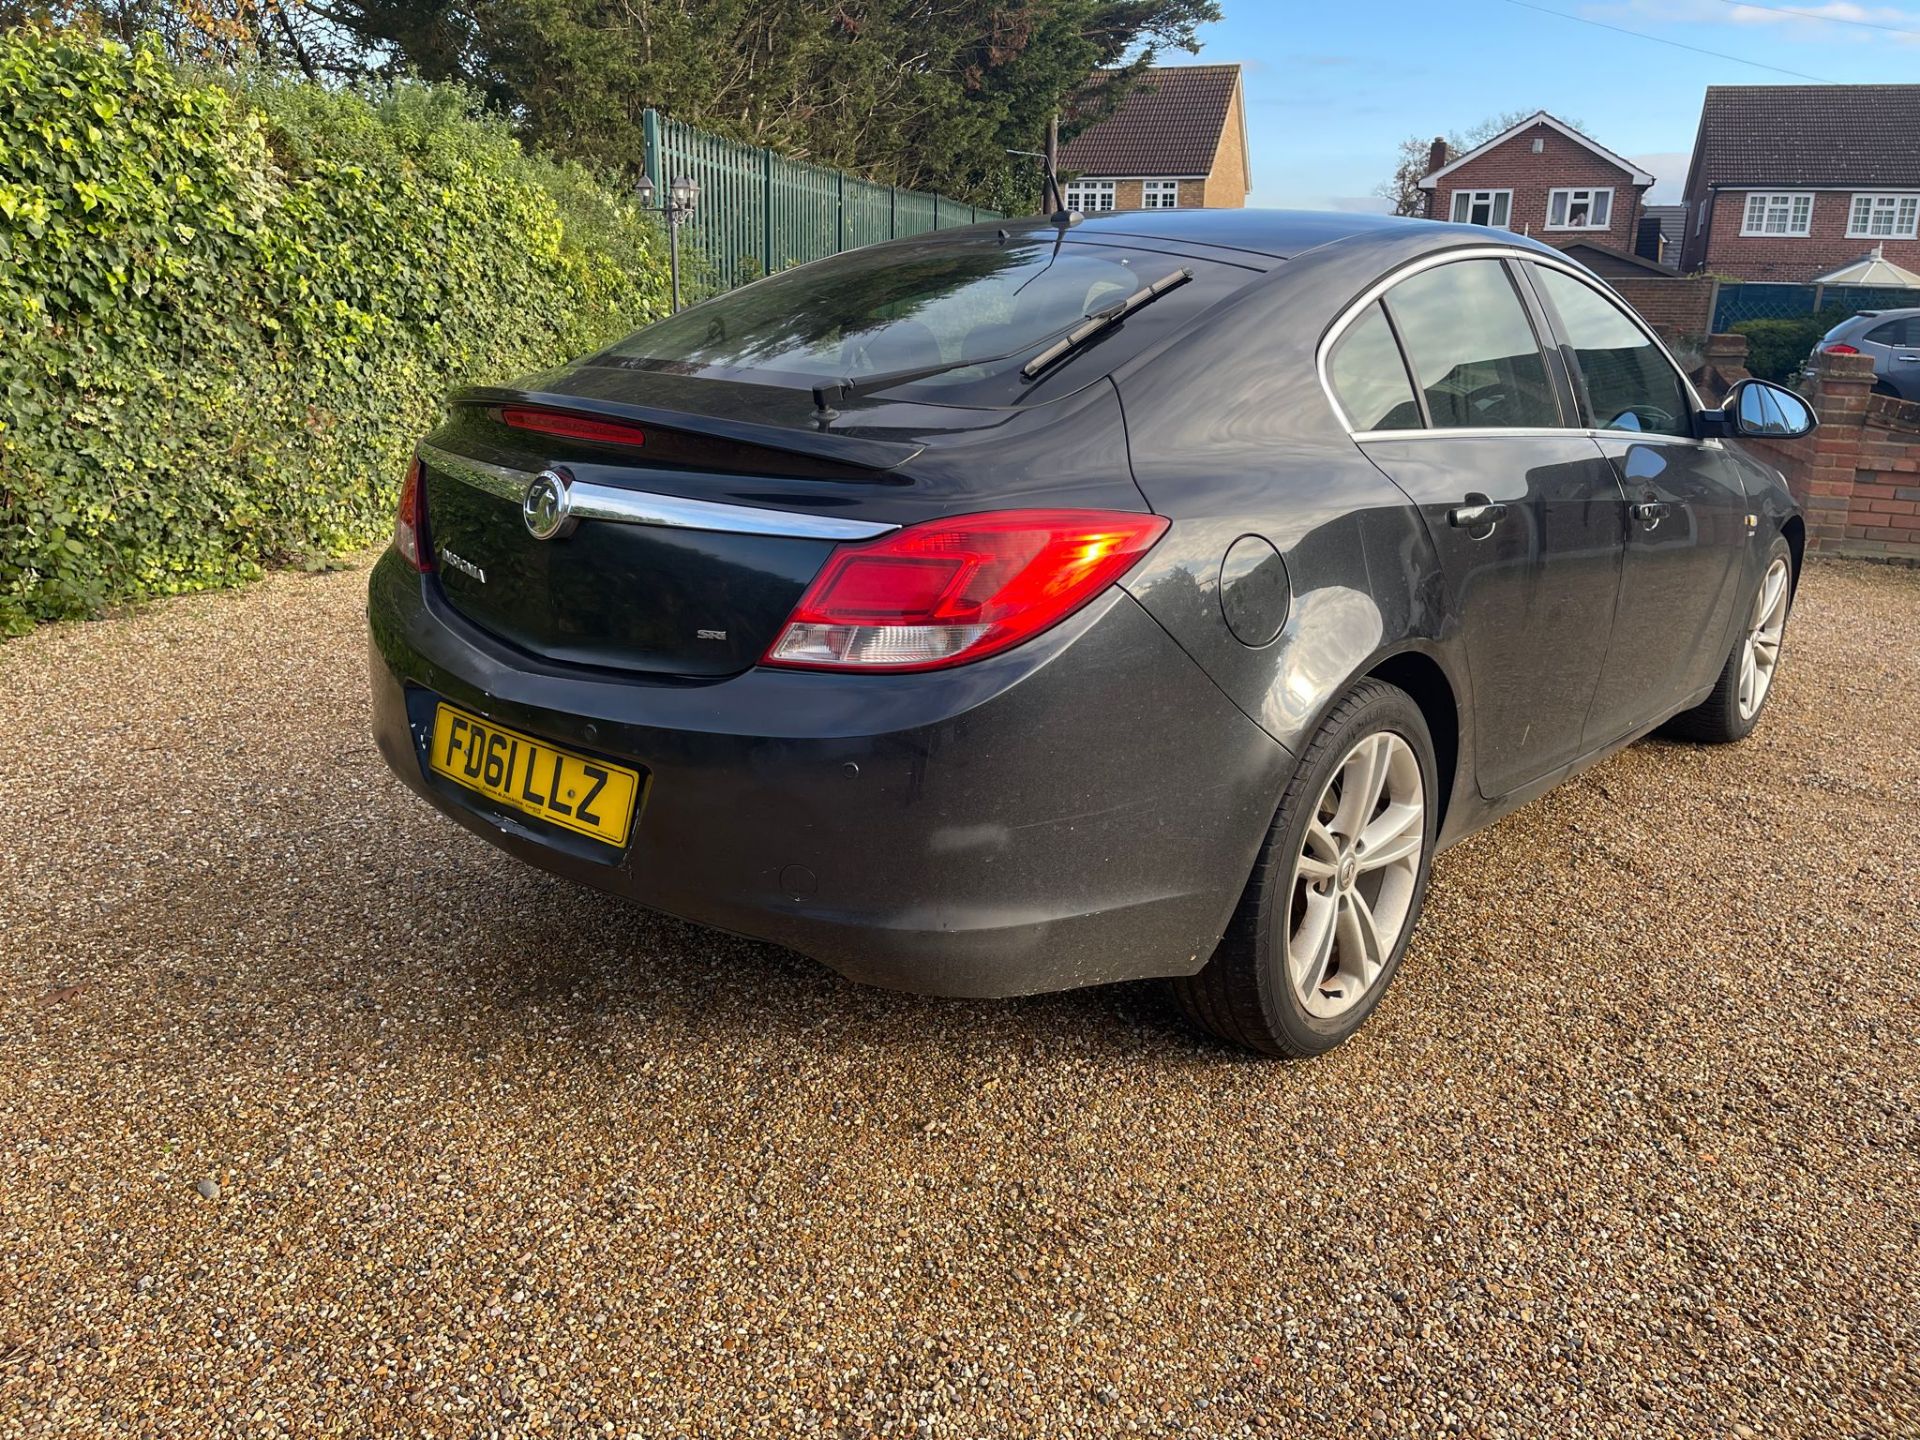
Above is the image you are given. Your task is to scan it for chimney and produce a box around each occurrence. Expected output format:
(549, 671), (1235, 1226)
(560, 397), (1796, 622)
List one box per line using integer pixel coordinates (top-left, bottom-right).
(1427, 136), (1448, 177)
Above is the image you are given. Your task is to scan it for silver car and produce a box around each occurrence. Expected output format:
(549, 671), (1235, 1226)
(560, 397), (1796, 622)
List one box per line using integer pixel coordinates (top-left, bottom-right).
(1813, 308), (1920, 399)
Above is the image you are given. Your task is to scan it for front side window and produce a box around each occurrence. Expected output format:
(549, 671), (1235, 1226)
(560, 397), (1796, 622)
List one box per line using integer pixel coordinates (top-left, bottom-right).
(1741, 192), (1813, 237)
(1326, 302), (1422, 432)
(1064, 180), (1116, 213)
(1450, 189), (1512, 228)
(1847, 193), (1920, 240)
(1547, 187), (1613, 230)
(1383, 259), (1561, 429)
(1141, 180), (1181, 210)
(1532, 266), (1692, 438)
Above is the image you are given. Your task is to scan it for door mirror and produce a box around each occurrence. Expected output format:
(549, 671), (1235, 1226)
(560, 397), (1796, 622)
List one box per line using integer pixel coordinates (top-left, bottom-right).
(1722, 378), (1818, 439)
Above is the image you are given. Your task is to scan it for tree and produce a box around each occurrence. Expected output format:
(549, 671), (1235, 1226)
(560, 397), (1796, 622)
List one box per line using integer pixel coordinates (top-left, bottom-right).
(1376, 110), (1573, 218)
(5, 0), (361, 77)
(23, 0), (1220, 205)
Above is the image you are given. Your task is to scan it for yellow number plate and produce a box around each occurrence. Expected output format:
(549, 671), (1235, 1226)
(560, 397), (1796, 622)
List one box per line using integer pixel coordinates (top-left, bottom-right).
(428, 703), (641, 848)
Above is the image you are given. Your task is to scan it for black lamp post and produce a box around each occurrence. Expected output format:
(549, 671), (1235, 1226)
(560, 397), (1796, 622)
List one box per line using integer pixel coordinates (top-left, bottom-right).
(637, 172), (700, 313)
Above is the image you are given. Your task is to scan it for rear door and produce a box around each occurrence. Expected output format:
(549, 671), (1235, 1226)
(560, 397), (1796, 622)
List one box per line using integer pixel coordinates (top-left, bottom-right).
(1864, 315), (1920, 399)
(1331, 254), (1626, 799)
(1521, 262), (1750, 744)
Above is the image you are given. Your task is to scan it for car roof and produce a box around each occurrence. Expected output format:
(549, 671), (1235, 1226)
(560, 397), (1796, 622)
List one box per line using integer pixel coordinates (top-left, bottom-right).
(982, 207), (1558, 264)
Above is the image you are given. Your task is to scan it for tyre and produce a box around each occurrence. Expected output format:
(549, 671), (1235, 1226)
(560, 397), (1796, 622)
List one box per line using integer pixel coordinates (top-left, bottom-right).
(1175, 678), (1437, 1058)
(1661, 535), (1793, 745)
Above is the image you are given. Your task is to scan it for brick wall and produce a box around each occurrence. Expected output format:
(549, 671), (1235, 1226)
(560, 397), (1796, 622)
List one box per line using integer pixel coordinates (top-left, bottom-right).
(1610, 275), (1718, 346)
(1429, 122), (1646, 255)
(1697, 338), (1920, 561)
(1692, 189), (1920, 281)
(1200, 83), (1249, 209)
(1078, 177), (1216, 210)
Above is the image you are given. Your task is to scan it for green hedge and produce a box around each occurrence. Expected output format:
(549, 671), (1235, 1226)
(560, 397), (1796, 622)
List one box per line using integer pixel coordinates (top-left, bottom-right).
(1730, 309), (1852, 385)
(0, 29), (670, 630)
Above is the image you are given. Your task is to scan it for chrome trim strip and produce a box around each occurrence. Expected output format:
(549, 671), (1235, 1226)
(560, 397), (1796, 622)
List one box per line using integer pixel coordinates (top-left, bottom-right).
(1353, 427), (1724, 450)
(1315, 245), (1711, 439)
(417, 441), (898, 542)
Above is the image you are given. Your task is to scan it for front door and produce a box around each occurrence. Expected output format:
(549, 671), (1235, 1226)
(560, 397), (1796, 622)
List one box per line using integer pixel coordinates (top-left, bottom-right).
(1522, 263), (1750, 745)
(1330, 257), (1626, 799)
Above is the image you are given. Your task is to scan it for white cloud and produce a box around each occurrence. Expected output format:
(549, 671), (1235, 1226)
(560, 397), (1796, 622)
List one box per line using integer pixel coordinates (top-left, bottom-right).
(1590, 0), (1920, 45)
(1629, 152), (1693, 204)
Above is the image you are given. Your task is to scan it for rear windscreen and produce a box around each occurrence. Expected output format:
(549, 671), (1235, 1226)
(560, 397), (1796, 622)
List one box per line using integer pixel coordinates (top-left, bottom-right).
(589, 233), (1257, 404)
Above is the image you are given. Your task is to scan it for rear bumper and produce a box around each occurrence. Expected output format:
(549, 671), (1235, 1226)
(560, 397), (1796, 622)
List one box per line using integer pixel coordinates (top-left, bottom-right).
(367, 551), (1291, 998)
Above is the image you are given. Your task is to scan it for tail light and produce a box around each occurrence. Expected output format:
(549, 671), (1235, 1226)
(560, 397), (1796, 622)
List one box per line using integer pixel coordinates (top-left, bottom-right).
(393, 456), (431, 572)
(763, 509), (1169, 672)
(1823, 343), (1861, 355)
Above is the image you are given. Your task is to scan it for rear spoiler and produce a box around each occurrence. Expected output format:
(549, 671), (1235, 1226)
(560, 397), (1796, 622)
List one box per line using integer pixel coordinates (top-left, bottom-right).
(453, 384), (925, 477)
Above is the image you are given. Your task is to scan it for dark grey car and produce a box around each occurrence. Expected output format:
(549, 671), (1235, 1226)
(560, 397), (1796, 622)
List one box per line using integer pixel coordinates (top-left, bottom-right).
(367, 210), (1816, 1057)
(1813, 308), (1920, 399)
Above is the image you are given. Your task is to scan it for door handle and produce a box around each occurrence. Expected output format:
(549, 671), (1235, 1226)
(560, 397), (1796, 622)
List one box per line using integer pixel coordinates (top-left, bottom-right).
(1632, 500), (1671, 528)
(1448, 500), (1508, 530)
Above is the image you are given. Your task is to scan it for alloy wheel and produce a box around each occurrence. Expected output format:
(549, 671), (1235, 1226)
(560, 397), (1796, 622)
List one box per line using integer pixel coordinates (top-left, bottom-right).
(1286, 731), (1425, 1020)
(1738, 556), (1790, 720)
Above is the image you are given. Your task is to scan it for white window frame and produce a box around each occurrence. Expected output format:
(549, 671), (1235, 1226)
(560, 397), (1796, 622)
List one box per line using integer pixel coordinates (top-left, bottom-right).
(1546, 186), (1613, 231)
(1063, 179), (1116, 213)
(1846, 192), (1920, 240)
(1450, 189), (1513, 229)
(1141, 179), (1181, 210)
(1740, 192), (1814, 238)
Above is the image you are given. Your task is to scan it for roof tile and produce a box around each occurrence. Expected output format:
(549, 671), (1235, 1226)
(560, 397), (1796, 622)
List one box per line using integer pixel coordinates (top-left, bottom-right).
(1057, 65), (1239, 179)
(1691, 85), (1920, 188)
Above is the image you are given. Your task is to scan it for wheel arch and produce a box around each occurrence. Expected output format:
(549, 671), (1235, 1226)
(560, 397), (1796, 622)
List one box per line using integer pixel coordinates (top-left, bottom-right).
(1781, 513), (1806, 595)
(1363, 648), (1462, 836)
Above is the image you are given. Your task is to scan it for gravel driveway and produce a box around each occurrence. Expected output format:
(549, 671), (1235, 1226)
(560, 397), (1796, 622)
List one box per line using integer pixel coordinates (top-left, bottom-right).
(3, 557), (1916, 1439)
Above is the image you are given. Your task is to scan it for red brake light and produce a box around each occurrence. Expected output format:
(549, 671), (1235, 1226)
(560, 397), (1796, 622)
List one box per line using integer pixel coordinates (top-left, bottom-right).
(1823, 343), (1860, 355)
(763, 509), (1169, 672)
(393, 456), (431, 572)
(500, 405), (647, 448)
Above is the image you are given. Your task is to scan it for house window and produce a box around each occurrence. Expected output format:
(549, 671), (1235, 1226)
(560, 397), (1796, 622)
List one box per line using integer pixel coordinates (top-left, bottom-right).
(1142, 180), (1181, 210)
(1547, 187), (1612, 231)
(1847, 193), (1920, 240)
(1449, 189), (1512, 229)
(1064, 180), (1115, 213)
(1740, 192), (1814, 237)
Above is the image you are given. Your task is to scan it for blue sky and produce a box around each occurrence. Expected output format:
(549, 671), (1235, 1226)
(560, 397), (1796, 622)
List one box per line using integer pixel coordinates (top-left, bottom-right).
(1163, 1), (1920, 209)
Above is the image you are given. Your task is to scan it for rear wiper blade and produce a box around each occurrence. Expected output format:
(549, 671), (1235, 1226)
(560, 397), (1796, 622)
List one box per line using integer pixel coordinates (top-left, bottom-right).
(811, 354), (988, 418)
(1020, 268), (1192, 382)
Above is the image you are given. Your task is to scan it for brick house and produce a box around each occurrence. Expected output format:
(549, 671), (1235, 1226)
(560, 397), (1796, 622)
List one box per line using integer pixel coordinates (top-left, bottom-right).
(1677, 85), (1920, 281)
(1056, 64), (1250, 212)
(1418, 111), (1654, 255)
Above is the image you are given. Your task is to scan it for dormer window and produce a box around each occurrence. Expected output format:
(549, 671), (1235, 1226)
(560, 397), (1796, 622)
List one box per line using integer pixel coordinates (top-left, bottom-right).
(1547, 187), (1612, 231)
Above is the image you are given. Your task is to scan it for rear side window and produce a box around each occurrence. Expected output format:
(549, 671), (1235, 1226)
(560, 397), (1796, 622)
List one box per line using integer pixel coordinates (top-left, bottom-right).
(1532, 266), (1692, 437)
(1327, 302), (1422, 431)
(1865, 317), (1917, 346)
(1383, 260), (1562, 429)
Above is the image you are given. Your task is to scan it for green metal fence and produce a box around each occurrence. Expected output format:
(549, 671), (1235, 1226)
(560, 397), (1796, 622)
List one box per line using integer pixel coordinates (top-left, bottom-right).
(642, 110), (1001, 296)
(1713, 281), (1920, 331)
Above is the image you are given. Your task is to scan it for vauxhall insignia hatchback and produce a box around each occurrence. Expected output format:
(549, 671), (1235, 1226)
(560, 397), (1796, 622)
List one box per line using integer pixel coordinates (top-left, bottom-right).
(368, 209), (1815, 1057)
